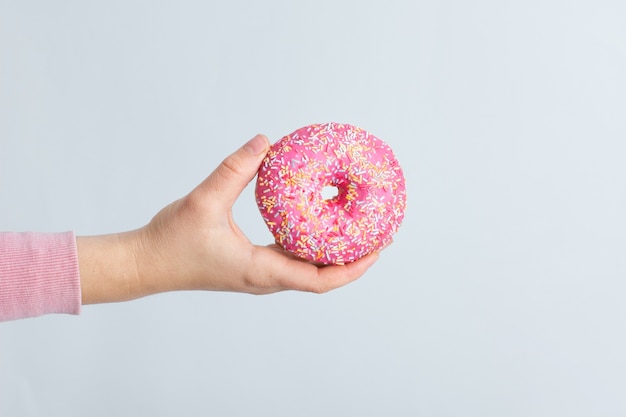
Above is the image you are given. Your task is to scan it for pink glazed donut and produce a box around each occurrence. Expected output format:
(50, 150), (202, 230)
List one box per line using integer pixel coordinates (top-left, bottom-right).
(255, 122), (406, 265)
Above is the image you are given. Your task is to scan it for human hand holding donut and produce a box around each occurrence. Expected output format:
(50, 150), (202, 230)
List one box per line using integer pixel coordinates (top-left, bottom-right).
(78, 134), (380, 304)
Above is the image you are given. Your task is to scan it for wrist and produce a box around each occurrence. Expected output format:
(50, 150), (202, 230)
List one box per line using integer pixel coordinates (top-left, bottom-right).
(77, 231), (142, 304)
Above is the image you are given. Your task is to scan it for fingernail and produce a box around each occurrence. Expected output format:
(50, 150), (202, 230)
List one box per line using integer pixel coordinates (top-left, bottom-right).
(243, 134), (268, 155)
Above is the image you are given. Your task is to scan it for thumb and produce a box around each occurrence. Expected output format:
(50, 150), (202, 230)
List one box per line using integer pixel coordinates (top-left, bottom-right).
(197, 134), (270, 210)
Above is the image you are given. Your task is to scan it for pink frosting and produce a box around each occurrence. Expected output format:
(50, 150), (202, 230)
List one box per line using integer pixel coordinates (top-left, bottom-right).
(255, 122), (406, 264)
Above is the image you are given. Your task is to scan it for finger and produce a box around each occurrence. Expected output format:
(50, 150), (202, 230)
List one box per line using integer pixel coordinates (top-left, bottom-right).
(196, 134), (270, 209)
(311, 253), (379, 293)
(265, 243), (331, 267)
(254, 245), (379, 293)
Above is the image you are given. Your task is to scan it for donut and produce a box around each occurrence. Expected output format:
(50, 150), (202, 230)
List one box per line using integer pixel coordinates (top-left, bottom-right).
(255, 122), (406, 265)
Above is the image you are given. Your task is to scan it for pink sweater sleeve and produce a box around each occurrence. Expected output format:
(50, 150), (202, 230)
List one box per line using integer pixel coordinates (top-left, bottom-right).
(0, 232), (81, 322)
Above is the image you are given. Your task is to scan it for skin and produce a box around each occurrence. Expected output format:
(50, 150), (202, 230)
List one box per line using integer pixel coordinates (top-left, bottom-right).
(77, 134), (380, 304)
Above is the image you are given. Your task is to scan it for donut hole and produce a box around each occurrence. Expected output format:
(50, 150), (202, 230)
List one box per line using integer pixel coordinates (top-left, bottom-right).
(321, 185), (339, 201)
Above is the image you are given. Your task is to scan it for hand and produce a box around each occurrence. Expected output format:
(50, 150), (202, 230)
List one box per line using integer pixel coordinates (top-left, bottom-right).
(78, 135), (379, 304)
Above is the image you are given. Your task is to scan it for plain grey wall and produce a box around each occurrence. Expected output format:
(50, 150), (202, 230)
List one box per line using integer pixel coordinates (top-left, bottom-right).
(1, 0), (625, 416)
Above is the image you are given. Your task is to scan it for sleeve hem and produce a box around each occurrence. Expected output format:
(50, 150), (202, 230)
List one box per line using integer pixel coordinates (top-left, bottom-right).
(0, 231), (81, 322)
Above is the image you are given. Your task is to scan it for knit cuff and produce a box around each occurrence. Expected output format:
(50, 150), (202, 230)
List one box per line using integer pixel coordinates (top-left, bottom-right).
(0, 232), (81, 322)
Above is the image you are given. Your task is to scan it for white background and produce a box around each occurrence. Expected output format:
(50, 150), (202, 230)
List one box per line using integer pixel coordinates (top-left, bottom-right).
(1, 1), (625, 416)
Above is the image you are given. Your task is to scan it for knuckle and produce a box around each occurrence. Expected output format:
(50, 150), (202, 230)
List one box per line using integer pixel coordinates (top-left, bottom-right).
(220, 155), (244, 180)
(242, 260), (276, 295)
(309, 281), (332, 294)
